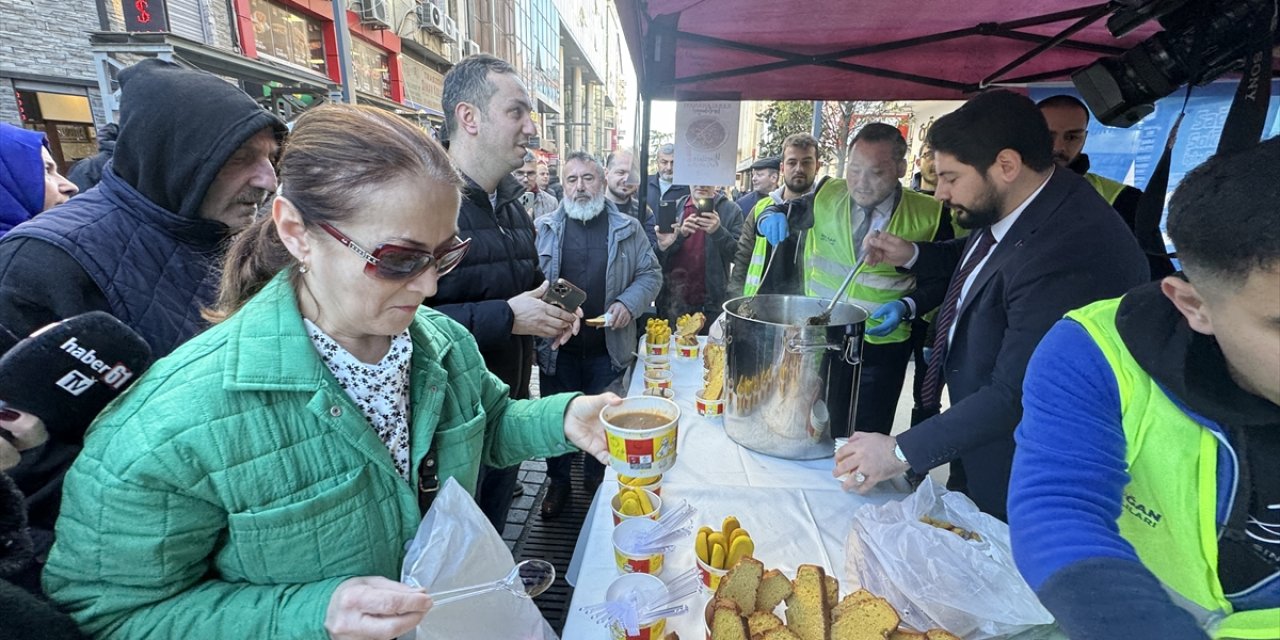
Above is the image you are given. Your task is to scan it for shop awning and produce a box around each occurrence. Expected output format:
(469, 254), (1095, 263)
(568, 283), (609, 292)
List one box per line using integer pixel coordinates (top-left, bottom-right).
(617, 0), (1173, 101)
(89, 31), (338, 95)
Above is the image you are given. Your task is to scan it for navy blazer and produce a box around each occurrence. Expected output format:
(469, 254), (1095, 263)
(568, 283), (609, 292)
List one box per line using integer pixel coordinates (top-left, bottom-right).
(895, 168), (1149, 520)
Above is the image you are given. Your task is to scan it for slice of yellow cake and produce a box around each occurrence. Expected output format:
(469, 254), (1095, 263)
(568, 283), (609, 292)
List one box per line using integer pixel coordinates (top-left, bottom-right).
(716, 556), (765, 615)
(783, 564), (831, 640)
(828, 592), (900, 640)
(756, 568), (794, 613)
(747, 610), (785, 637)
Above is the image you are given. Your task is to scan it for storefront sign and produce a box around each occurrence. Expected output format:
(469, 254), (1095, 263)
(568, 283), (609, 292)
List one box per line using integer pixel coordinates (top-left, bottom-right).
(400, 57), (444, 112)
(124, 0), (170, 32)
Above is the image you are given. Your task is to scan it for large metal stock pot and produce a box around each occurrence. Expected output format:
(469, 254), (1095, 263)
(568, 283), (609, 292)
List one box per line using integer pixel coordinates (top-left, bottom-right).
(721, 295), (867, 460)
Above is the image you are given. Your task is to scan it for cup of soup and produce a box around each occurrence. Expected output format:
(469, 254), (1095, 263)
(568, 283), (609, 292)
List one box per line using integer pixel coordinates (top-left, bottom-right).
(601, 396), (680, 478)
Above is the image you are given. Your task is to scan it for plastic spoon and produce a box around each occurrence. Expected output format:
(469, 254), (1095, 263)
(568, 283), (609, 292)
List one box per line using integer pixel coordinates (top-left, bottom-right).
(429, 559), (556, 606)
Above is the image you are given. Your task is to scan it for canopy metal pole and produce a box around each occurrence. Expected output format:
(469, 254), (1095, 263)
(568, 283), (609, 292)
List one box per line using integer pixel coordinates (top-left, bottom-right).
(811, 101), (823, 138)
(637, 97), (653, 219)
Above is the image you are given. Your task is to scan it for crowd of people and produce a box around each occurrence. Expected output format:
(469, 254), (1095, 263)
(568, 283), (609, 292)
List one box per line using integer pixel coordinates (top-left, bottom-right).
(0, 49), (1274, 640)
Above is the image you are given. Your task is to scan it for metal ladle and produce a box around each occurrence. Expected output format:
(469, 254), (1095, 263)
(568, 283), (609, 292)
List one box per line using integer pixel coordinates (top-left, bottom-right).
(429, 559), (556, 606)
(806, 255), (865, 326)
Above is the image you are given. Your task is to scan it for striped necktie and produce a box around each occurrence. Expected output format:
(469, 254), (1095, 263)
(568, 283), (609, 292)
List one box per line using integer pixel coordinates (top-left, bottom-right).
(919, 228), (996, 411)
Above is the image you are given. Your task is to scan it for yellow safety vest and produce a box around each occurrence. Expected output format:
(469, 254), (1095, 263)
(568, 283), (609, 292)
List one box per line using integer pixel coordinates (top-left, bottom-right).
(1069, 297), (1280, 639)
(1085, 172), (1128, 205)
(742, 197), (777, 299)
(804, 182), (942, 344)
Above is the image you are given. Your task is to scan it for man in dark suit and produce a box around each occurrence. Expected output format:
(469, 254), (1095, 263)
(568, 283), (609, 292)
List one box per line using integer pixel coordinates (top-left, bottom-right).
(834, 90), (1149, 520)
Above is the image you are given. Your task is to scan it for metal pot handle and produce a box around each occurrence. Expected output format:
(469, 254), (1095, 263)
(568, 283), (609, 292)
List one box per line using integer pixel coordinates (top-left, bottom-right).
(785, 335), (862, 366)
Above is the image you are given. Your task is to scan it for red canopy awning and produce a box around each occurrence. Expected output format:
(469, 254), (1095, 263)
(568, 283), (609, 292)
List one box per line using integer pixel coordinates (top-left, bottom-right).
(618, 0), (1170, 101)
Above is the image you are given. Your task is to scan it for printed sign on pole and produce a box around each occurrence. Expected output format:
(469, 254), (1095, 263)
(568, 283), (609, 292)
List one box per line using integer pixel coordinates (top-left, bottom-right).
(673, 101), (741, 187)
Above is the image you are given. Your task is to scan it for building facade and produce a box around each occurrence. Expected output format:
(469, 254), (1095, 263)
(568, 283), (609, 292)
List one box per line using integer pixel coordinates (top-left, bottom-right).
(1, 0), (632, 171)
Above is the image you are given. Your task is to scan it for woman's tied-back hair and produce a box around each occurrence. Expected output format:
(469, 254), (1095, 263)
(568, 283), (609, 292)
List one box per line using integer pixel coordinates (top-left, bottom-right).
(205, 104), (464, 322)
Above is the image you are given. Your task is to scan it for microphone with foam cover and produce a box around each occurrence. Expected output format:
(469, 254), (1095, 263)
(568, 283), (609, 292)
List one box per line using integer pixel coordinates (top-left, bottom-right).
(0, 312), (153, 441)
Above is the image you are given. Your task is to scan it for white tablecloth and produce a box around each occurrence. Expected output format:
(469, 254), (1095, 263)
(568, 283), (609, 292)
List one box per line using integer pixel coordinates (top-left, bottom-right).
(559, 338), (910, 639)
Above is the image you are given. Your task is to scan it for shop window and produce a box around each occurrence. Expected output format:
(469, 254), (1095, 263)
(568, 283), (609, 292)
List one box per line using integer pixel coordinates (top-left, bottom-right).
(249, 0), (327, 75)
(15, 90), (97, 173)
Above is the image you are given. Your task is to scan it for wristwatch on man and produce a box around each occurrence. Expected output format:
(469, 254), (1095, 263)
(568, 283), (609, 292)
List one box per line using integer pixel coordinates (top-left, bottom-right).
(893, 442), (908, 466)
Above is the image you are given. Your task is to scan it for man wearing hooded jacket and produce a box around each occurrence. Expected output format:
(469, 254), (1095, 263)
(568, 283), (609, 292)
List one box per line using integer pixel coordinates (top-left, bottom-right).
(1009, 138), (1280, 639)
(0, 59), (284, 358)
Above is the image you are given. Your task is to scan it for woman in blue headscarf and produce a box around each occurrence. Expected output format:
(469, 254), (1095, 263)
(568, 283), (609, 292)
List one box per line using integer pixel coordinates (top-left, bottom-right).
(0, 123), (78, 238)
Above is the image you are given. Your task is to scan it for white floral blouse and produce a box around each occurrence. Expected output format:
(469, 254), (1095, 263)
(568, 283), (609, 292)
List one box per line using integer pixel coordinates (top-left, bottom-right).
(304, 319), (413, 481)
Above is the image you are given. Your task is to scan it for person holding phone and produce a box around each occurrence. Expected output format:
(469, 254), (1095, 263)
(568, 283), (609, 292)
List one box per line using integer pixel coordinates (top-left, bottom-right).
(655, 184), (744, 327)
(534, 151), (662, 518)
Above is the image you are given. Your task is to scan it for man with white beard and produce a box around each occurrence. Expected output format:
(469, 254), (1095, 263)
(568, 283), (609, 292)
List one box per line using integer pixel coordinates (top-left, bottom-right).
(534, 152), (663, 518)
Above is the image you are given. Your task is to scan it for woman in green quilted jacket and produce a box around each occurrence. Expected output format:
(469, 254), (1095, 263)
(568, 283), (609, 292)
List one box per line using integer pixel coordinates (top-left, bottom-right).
(42, 104), (617, 639)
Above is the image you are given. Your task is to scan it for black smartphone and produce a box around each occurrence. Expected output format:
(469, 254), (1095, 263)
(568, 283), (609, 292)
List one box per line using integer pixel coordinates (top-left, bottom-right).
(694, 197), (715, 214)
(657, 201), (679, 233)
(541, 278), (587, 314)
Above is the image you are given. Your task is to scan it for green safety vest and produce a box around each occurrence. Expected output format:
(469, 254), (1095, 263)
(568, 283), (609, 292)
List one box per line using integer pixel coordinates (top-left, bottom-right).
(1085, 172), (1128, 205)
(1069, 297), (1280, 639)
(804, 181), (942, 344)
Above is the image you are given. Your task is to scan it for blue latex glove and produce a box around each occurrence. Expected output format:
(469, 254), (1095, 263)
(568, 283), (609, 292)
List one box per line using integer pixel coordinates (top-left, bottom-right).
(866, 300), (906, 337)
(758, 212), (789, 246)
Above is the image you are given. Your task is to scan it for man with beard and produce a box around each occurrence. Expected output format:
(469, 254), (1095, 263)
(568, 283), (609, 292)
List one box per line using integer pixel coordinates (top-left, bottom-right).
(729, 133), (823, 296)
(655, 183), (743, 324)
(735, 156), (780, 215)
(910, 142), (938, 195)
(0, 59), (283, 358)
(644, 143), (689, 213)
(604, 149), (658, 249)
(434, 54), (580, 530)
(534, 152), (662, 518)
(1038, 95), (1173, 279)
(837, 90), (1148, 520)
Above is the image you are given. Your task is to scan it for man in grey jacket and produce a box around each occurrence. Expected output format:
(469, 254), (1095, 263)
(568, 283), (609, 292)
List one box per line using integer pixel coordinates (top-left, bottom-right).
(534, 151), (663, 518)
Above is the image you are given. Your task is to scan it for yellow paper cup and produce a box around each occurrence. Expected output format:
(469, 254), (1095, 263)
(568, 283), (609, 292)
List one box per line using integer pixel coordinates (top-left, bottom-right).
(612, 518), (665, 576)
(642, 369), (673, 391)
(643, 336), (670, 356)
(641, 386), (674, 400)
(695, 388), (725, 418)
(606, 573), (669, 640)
(695, 554), (730, 594)
(642, 355), (671, 375)
(618, 473), (663, 497)
(601, 396), (680, 478)
(610, 487), (662, 526)
(677, 341), (701, 359)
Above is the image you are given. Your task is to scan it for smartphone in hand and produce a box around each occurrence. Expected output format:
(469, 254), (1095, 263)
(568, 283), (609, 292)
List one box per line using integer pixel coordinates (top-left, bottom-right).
(657, 201), (679, 234)
(540, 278), (587, 314)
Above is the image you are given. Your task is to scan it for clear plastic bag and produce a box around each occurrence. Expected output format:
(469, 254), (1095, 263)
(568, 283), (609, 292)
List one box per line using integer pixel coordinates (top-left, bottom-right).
(401, 478), (558, 640)
(844, 478), (1055, 639)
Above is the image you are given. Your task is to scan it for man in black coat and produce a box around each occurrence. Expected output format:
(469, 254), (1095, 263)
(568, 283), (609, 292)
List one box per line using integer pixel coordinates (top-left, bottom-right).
(836, 90), (1149, 520)
(433, 54), (579, 530)
(0, 59), (284, 359)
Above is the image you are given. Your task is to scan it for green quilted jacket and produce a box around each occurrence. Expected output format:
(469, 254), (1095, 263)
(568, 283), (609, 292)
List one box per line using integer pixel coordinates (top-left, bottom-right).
(43, 272), (579, 638)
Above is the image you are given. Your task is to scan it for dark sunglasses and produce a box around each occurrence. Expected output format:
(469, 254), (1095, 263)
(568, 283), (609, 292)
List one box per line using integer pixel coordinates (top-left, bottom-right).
(316, 221), (471, 281)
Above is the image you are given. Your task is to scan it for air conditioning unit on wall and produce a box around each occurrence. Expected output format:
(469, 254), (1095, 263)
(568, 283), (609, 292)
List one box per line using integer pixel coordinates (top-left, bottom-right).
(440, 15), (458, 43)
(417, 2), (445, 35)
(359, 0), (391, 29)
